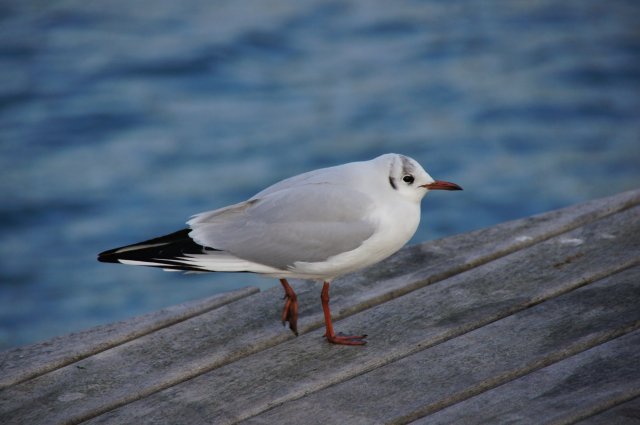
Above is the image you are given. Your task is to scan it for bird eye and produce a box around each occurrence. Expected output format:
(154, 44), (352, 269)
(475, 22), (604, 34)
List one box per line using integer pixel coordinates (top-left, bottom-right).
(402, 175), (414, 184)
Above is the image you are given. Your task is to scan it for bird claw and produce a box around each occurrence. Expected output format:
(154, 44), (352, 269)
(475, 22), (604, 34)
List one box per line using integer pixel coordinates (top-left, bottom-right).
(325, 332), (368, 346)
(281, 296), (298, 336)
(280, 279), (298, 336)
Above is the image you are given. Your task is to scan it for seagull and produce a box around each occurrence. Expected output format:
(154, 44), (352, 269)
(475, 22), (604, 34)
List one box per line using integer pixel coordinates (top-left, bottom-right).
(98, 153), (462, 345)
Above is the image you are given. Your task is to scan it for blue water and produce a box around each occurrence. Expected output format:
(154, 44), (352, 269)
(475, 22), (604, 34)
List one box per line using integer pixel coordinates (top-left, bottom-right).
(1, 0), (639, 350)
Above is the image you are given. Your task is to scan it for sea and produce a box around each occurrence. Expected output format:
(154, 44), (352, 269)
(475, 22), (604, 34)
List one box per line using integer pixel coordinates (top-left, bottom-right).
(1, 0), (639, 349)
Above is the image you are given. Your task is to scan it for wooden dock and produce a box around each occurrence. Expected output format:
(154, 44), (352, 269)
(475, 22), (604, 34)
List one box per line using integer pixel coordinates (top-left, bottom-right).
(1, 189), (639, 425)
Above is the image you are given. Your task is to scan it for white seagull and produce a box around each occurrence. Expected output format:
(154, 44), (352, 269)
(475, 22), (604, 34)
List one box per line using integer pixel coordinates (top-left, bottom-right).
(98, 153), (462, 345)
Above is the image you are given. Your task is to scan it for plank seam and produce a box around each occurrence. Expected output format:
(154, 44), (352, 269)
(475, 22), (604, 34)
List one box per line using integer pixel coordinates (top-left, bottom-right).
(393, 325), (640, 425)
(78, 206), (640, 425)
(561, 393), (640, 425)
(0, 286), (260, 389)
(232, 261), (640, 425)
(10, 192), (636, 424)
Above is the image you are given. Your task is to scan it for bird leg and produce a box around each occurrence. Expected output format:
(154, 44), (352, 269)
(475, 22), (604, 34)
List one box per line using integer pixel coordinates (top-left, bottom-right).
(321, 281), (367, 345)
(280, 278), (298, 336)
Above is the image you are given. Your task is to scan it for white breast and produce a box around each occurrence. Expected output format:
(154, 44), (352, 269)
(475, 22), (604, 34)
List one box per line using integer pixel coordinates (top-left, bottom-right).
(285, 198), (421, 280)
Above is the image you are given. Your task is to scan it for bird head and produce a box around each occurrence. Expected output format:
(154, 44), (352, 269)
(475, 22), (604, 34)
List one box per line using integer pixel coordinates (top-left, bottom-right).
(384, 153), (462, 202)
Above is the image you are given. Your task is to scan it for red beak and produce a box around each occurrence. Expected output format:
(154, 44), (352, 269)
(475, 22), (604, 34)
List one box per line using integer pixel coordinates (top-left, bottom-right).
(422, 180), (463, 191)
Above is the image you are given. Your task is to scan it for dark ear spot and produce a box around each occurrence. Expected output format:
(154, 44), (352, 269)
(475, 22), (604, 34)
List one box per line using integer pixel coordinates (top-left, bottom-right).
(389, 176), (397, 190)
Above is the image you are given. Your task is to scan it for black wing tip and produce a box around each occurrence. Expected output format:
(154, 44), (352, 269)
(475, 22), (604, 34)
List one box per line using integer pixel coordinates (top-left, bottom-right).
(96, 228), (222, 271)
(98, 244), (130, 263)
(97, 250), (121, 263)
(97, 228), (193, 264)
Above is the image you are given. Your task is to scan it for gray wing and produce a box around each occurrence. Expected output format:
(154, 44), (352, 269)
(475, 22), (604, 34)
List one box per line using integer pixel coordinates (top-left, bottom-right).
(187, 184), (377, 269)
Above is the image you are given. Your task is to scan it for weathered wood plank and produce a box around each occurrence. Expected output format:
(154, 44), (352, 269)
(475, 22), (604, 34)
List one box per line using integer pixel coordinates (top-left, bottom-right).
(0, 190), (637, 425)
(241, 266), (640, 425)
(413, 330), (640, 425)
(0, 286), (259, 389)
(78, 205), (640, 425)
(578, 396), (640, 424)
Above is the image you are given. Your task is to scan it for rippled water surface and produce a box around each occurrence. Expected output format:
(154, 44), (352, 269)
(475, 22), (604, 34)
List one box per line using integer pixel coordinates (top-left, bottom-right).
(1, 0), (639, 349)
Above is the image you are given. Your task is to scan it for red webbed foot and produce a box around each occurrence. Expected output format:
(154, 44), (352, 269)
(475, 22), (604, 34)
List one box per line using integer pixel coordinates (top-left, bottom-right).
(325, 332), (367, 346)
(321, 281), (367, 346)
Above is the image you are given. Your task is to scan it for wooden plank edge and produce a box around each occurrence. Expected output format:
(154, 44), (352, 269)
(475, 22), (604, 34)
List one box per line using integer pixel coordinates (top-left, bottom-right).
(236, 266), (640, 425)
(1, 189), (637, 411)
(575, 395), (640, 425)
(84, 264), (640, 425)
(13, 196), (636, 425)
(412, 330), (640, 425)
(402, 325), (640, 425)
(0, 286), (260, 389)
(80, 213), (640, 425)
(460, 188), (640, 270)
